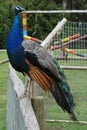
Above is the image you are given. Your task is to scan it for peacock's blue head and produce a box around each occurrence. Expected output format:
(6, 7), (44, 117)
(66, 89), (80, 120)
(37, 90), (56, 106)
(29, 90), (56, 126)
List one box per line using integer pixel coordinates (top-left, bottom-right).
(14, 5), (25, 14)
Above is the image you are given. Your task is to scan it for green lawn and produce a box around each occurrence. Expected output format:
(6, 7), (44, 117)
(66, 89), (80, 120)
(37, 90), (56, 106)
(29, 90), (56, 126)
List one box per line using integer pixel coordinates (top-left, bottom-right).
(45, 68), (87, 130)
(0, 50), (87, 130)
(0, 50), (8, 130)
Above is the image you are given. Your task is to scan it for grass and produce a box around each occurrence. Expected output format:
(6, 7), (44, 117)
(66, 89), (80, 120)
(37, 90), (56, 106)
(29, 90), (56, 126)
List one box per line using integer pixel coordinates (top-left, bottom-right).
(44, 69), (87, 130)
(0, 50), (87, 130)
(46, 122), (87, 130)
(0, 50), (8, 130)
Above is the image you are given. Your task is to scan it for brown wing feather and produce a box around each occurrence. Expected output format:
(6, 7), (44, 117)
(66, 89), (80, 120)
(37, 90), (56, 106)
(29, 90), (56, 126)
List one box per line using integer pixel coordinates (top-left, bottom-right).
(26, 59), (56, 92)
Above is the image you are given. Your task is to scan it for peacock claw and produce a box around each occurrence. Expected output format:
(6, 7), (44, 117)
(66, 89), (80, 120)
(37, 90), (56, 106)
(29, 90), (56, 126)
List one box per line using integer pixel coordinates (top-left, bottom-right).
(17, 90), (30, 101)
(16, 76), (32, 101)
(17, 94), (29, 101)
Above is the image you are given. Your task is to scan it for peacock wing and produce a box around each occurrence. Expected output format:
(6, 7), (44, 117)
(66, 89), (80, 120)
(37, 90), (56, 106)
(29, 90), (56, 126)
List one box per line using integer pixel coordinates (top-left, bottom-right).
(22, 39), (61, 81)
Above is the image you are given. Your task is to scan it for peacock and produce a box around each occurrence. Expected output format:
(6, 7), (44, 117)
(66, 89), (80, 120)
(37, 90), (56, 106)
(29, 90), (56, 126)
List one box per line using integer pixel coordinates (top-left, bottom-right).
(6, 5), (77, 121)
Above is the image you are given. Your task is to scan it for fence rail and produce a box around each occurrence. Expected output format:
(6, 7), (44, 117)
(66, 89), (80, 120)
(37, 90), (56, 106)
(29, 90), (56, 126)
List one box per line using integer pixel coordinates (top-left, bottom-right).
(24, 10), (87, 14)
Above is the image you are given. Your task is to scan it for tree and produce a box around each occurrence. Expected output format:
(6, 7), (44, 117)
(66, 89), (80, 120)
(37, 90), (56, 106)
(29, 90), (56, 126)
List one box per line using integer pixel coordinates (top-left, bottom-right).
(0, 0), (87, 48)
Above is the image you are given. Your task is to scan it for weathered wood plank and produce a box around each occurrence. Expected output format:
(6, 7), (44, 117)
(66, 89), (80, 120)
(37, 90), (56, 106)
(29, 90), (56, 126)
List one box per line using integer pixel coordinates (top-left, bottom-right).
(6, 64), (40, 130)
(46, 119), (87, 124)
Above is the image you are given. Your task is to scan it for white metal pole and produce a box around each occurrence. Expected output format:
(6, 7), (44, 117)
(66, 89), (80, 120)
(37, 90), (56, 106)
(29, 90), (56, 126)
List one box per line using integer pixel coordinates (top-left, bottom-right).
(41, 18), (67, 48)
(24, 10), (87, 14)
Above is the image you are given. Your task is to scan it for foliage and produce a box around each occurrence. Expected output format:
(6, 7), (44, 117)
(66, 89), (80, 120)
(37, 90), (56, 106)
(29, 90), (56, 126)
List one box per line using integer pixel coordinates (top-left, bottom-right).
(0, 0), (87, 48)
(0, 1), (11, 48)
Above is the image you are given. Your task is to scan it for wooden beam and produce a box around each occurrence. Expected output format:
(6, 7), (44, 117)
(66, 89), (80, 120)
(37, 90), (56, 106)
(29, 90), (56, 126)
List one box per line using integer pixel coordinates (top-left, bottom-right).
(46, 119), (87, 124)
(32, 97), (45, 130)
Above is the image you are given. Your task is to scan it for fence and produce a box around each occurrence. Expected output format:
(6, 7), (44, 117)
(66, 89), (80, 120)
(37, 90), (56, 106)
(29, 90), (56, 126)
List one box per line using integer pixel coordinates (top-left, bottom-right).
(22, 10), (87, 69)
(50, 21), (87, 69)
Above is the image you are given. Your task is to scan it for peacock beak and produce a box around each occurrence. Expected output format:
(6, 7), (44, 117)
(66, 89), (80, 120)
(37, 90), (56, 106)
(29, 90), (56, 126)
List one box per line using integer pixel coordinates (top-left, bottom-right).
(21, 7), (25, 11)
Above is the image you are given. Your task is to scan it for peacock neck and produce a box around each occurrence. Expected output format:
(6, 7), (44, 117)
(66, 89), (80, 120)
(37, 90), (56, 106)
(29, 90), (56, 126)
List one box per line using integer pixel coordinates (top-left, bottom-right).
(13, 13), (20, 25)
(6, 13), (23, 53)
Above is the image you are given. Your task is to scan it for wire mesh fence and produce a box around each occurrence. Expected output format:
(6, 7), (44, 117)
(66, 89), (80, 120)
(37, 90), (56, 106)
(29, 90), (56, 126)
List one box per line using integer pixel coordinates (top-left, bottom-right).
(49, 21), (87, 69)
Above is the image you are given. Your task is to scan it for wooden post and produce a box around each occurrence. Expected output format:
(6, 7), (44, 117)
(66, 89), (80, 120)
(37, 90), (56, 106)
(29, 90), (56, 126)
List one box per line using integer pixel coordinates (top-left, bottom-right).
(31, 97), (45, 130)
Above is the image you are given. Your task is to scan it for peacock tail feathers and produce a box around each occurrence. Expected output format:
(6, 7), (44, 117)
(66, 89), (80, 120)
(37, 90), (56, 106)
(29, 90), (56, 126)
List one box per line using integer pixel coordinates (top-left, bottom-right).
(50, 59), (77, 121)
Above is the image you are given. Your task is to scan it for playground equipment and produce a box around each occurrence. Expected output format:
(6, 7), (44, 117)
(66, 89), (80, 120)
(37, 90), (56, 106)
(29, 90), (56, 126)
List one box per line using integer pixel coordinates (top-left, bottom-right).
(65, 48), (87, 57)
(61, 34), (80, 43)
(51, 35), (87, 50)
(51, 34), (80, 50)
(51, 34), (87, 58)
